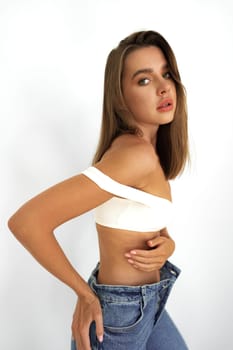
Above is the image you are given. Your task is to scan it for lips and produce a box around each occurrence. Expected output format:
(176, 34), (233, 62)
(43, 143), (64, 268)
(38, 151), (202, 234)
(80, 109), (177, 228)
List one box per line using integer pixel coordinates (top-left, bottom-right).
(157, 98), (173, 111)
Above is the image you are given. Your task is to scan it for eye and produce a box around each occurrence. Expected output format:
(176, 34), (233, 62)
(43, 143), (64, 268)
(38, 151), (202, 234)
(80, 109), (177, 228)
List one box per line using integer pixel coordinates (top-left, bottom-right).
(163, 71), (172, 79)
(138, 78), (151, 86)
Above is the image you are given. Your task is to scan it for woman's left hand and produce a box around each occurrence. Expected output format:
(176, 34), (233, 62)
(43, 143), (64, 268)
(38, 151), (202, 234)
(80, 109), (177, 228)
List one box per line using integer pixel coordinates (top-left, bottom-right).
(124, 234), (175, 272)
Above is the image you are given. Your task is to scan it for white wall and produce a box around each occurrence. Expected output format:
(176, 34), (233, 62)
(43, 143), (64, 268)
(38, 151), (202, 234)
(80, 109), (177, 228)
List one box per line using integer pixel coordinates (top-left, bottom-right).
(1, 0), (233, 349)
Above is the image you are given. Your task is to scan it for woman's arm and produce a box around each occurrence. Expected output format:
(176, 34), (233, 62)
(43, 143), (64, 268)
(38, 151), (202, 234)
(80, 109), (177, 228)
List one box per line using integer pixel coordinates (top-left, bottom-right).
(8, 173), (113, 349)
(8, 173), (112, 295)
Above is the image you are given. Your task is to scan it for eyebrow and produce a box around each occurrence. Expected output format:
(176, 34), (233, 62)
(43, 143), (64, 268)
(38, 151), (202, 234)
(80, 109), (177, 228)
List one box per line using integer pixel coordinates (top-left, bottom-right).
(131, 64), (169, 80)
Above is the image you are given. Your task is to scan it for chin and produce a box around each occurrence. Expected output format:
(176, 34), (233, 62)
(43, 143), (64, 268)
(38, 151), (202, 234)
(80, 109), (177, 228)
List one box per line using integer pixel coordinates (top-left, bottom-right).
(159, 116), (174, 125)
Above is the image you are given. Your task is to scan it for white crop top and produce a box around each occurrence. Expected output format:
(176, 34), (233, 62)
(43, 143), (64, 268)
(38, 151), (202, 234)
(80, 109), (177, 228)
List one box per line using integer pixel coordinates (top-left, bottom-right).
(81, 166), (173, 232)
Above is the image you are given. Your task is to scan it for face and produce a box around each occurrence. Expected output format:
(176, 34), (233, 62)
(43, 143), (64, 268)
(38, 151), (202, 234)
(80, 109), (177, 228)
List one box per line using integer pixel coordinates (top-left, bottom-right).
(121, 46), (176, 132)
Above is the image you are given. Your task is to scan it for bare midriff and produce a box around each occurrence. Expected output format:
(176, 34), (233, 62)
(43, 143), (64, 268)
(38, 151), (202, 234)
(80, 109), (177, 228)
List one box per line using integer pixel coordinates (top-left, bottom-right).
(96, 223), (161, 286)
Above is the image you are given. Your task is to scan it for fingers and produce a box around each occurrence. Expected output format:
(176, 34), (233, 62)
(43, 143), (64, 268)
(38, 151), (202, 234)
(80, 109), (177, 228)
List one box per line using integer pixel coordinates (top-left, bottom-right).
(128, 259), (164, 271)
(124, 236), (172, 272)
(95, 308), (104, 343)
(72, 312), (92, 350)
(125, 252), (165, 271)
(77, 327), (92, 350)
(147, 235), (166, 248)
(126, 253), (164, 264)
(72, 297), (104, 350)
(125, 239), (166, 259)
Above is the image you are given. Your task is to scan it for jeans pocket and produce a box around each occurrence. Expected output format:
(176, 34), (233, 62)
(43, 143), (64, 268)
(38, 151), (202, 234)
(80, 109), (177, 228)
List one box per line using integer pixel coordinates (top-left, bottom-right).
(101, 299), (144, 333)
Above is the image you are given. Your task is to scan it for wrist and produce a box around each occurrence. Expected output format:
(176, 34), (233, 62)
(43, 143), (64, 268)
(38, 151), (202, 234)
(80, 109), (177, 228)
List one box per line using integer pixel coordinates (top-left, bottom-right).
(77, 285), (96, 301)
(70, 273), (95, 300)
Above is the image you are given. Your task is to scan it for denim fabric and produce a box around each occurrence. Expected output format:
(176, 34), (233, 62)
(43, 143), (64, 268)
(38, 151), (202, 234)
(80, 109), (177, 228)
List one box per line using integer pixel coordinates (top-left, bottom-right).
(71, 261), (188, 350)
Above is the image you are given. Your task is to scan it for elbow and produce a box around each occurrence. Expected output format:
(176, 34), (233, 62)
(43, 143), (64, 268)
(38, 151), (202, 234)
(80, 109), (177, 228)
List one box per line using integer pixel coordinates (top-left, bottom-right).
(8, 212), (23, 238)
(8, 207), (51, 242)
(8, 207), (33, 242)
(8, 214), (16, 233)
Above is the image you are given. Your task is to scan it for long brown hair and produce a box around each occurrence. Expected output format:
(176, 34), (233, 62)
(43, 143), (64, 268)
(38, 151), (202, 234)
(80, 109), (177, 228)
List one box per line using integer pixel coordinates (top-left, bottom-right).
(92, 30), (189, 179)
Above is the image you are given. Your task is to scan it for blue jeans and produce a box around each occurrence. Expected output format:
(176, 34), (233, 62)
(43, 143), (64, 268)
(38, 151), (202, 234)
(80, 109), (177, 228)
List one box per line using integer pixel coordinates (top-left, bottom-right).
(71, 261), (188, 349)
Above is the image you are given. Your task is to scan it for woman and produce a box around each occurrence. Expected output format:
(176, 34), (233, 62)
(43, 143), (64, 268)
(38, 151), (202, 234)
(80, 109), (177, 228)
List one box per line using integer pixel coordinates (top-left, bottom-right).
(8, 30), (189, 349)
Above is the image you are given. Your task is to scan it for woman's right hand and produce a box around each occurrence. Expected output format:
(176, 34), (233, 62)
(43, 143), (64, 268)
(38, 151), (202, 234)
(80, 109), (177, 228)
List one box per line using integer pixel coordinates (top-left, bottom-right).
(72, 292), (104, 350)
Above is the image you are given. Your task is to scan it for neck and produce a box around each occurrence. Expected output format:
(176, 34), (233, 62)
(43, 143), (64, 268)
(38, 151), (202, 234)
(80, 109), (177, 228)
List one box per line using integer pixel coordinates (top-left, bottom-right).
(136, 124), (159, 147)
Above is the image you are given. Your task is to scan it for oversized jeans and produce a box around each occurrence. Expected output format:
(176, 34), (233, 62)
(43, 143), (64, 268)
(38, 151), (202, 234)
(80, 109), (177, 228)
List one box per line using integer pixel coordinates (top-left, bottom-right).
(71, 261), (188, 349)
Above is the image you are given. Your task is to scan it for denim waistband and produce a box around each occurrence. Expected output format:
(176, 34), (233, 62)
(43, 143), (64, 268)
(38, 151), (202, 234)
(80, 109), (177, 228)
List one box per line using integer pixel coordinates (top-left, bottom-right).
(88, 260), (180, 303)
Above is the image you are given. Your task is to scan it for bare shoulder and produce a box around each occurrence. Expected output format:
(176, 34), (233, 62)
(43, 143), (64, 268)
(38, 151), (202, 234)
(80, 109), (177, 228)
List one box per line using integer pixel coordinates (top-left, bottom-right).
(112, 134), (157, 166)
(94, 134), (158, 188)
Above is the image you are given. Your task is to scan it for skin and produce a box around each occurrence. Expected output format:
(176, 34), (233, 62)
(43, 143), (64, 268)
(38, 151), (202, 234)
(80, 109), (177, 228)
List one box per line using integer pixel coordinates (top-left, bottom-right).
(8, 46), (177, 349)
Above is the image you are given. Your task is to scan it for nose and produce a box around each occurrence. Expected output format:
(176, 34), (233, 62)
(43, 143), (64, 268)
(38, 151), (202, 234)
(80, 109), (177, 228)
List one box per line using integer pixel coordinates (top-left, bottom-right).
(156, 80), (171, 96)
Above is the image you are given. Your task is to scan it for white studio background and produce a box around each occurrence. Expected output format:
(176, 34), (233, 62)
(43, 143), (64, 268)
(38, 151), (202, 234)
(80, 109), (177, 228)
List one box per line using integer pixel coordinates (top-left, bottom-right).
(1, 0), (233, 349)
